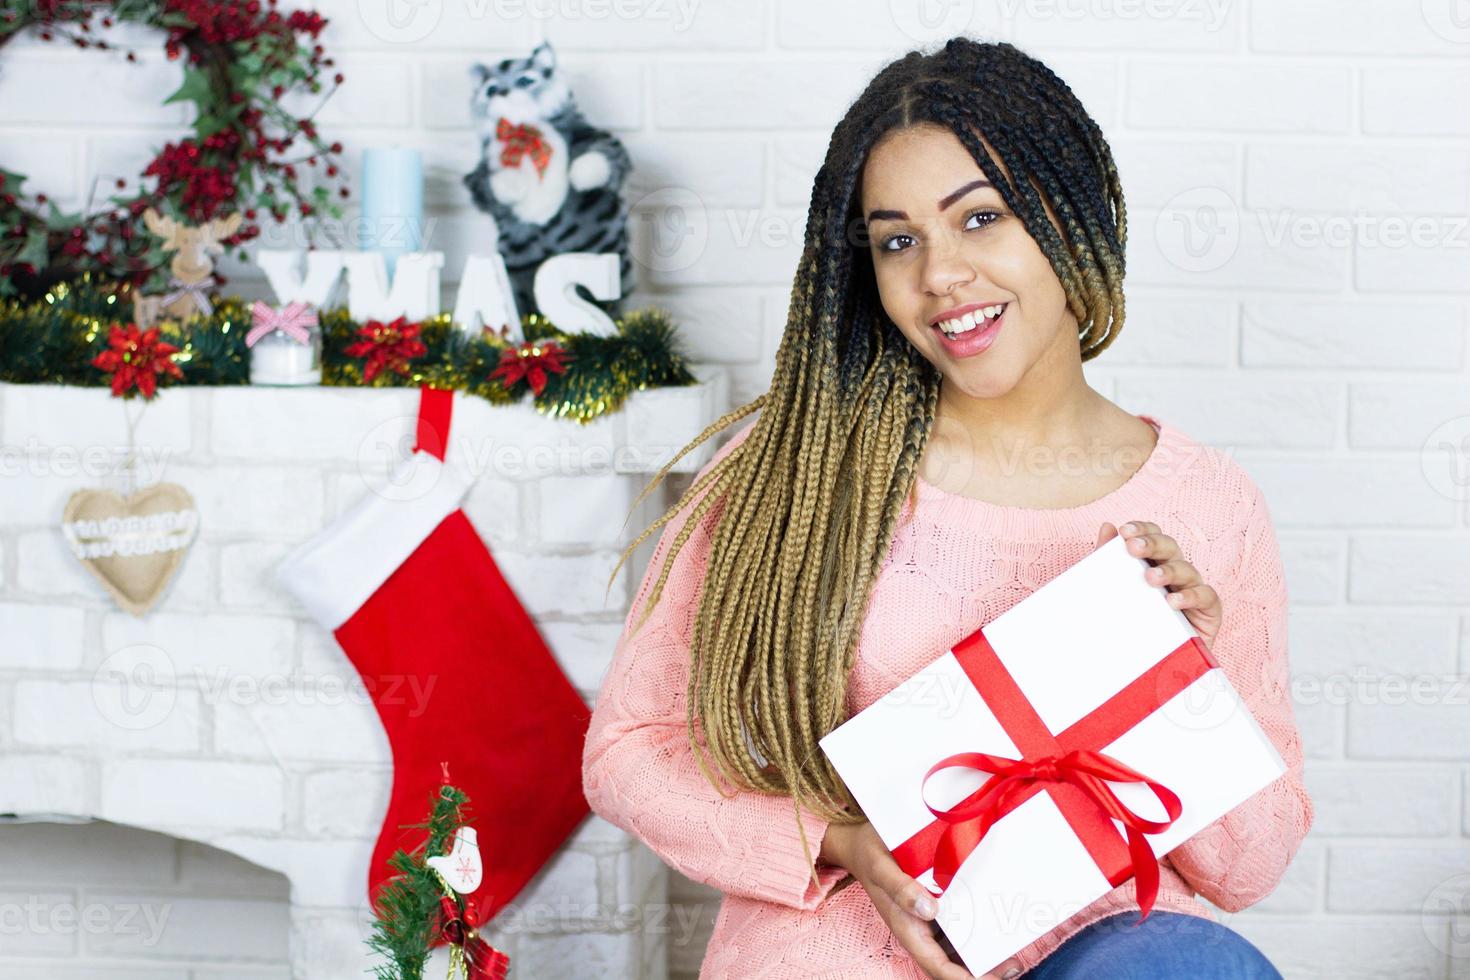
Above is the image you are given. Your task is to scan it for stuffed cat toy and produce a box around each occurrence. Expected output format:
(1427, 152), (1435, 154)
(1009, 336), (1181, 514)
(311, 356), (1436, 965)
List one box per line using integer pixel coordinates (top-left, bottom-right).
(463, 40), (635, 320)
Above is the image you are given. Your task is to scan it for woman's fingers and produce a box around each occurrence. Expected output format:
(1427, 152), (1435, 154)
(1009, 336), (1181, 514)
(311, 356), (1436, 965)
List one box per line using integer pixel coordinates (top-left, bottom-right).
(898, 877), (939, 921)
(1120, 520), (1160, 540)
(1126, 531), (1176, 563)
(930, 921), (1021, 979)
(1145, 558), (1199, 588)
(985, 956), (1022, 978)
(881, 904), (973, 980)
(1166, 582), (1219, 612)
(865, 855), (970, 978)
(869, 846), (939, 920)
(1119, 522), (1175, 562)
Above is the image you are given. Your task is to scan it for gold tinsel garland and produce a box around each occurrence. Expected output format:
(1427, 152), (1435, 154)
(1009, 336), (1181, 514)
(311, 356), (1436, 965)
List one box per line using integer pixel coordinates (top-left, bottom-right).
(0, 274), (699, 424)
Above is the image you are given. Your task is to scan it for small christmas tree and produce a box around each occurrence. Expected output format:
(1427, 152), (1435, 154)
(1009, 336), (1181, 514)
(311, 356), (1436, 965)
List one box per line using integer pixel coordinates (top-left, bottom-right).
(366, 764), (510, 980)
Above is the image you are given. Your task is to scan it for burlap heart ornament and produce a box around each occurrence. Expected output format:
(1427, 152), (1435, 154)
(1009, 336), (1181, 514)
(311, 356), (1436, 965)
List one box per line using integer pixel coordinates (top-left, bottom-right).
(60, 482), (199, 616)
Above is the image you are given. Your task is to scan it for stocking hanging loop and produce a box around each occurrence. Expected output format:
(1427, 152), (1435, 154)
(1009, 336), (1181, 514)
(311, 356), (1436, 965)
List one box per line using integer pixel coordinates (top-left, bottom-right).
(414, 385), (455, 462)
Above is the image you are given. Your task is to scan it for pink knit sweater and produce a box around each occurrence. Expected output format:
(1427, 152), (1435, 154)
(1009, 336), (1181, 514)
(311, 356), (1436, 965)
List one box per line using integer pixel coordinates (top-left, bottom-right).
(582, 412), (1314, 978)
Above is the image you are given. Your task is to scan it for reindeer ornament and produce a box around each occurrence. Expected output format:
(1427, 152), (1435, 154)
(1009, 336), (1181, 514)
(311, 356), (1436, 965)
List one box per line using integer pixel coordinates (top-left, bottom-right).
(132, 208), (243, 328)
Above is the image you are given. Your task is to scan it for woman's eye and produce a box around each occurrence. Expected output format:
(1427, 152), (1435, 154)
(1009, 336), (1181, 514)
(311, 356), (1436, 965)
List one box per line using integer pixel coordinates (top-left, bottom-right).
(967, 209), (1001, 231)
(879, 210), (1000, 254)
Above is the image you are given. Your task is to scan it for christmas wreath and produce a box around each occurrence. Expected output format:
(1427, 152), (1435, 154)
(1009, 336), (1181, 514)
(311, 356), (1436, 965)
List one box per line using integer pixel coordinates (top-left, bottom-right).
(0, 0), (350, 299)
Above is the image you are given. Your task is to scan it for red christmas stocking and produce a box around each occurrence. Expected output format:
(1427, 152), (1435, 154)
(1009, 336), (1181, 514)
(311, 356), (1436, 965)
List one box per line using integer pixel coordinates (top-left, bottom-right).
(276, 385), (591, 922)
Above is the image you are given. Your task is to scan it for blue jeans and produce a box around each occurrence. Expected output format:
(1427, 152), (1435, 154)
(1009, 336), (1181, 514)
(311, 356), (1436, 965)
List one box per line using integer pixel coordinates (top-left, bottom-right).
(1024, 910), (1283, 979)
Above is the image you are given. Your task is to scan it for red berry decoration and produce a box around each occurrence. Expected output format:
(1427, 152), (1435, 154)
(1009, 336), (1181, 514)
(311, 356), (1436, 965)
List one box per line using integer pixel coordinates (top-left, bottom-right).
(0, 0), (347, 298)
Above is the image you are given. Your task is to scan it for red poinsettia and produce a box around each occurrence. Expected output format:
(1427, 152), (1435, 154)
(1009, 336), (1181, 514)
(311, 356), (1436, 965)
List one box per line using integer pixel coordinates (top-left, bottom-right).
(91, 322), (184, 399)
(344, 316), (428, 382)
(489, 339), (570, 397)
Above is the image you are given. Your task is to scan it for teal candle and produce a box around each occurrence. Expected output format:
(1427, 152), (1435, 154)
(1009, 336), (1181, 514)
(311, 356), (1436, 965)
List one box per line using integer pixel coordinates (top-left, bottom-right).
(360, 146), (423, 277)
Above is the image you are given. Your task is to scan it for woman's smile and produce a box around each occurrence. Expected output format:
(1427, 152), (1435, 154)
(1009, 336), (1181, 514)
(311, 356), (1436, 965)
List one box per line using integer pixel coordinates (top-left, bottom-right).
(930, 302), (1009, 358)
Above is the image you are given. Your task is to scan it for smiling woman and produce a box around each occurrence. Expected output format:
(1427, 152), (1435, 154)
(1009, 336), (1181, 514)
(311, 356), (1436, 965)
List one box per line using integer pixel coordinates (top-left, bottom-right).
(585, 35), (1310, 980)
(860, 129), (1087, 384)
(856, 121), (1154, 510)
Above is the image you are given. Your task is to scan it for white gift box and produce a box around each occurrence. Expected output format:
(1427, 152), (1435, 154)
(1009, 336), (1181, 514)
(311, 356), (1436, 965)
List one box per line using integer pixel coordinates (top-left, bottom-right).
(818, 534), (1287, 974)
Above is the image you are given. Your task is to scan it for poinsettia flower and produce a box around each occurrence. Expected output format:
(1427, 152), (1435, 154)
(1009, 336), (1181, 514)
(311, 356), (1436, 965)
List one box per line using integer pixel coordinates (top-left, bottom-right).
(90, 322), (184, 399)
(489, 339), (570, 397)
(344, 315), (428, 382)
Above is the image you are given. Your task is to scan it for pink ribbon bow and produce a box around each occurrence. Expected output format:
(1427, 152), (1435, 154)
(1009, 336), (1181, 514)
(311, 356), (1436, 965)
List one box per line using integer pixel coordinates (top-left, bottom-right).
(246, 300), (319, 348)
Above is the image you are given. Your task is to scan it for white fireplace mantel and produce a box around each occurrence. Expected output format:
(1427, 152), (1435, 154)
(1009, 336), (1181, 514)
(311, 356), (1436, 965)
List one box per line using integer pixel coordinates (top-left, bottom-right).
(0, 365), (731, 977)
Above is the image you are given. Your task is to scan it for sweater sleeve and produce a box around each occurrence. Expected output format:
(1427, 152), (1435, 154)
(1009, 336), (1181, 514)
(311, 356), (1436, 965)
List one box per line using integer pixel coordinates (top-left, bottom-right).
(1163, 479), (1315, 913)
(581, 420), (851, 909)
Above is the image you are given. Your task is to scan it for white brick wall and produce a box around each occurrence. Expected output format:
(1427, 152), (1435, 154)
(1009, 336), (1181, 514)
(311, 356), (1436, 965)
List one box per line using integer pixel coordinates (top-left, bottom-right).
(3, 1), (1468, 977)
(0, 371), (726, 978)
(0, 819), (292, 977)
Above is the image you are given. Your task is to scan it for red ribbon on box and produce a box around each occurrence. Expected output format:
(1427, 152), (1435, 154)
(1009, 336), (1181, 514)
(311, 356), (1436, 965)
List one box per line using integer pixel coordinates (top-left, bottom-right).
(891, 629), (1219, 920)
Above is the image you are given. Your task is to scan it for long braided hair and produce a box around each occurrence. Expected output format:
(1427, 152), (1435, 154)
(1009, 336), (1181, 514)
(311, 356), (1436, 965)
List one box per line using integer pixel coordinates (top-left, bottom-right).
(606, 36), (1127, 857)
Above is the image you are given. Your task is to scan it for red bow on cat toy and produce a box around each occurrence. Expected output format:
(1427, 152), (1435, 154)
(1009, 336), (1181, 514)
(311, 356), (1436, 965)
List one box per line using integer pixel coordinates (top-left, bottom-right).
(496, 117), (553, 177)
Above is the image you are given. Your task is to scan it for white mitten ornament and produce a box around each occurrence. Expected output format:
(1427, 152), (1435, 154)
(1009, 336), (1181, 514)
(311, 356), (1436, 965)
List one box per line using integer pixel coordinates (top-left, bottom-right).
(427, 826), (484, 894)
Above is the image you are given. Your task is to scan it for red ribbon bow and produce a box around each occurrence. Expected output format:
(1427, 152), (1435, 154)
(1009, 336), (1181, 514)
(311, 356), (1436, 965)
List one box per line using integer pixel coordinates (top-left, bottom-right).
(496, 117), (552, 177)
(438, 895), (509, 980)
(921, 747), (1182, 915)
(892, 628), (1219, 921)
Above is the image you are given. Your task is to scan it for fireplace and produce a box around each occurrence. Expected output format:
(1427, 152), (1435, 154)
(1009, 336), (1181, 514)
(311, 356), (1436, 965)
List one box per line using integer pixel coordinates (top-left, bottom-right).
(0, 365), (729, 977)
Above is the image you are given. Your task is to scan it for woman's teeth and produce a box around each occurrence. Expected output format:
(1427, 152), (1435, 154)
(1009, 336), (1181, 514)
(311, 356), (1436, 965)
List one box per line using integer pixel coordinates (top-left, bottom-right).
(939, 304), (1006, 336)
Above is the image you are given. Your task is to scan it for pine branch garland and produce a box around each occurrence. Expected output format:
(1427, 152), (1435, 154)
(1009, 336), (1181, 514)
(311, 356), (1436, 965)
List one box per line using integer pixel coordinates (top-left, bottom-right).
(366, 781), (469, 980)
(0, 273), (699, 423)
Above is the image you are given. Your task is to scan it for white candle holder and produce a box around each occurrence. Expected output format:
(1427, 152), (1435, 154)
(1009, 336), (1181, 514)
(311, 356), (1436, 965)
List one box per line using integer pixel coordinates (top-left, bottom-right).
(249, 325), (322, 386)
